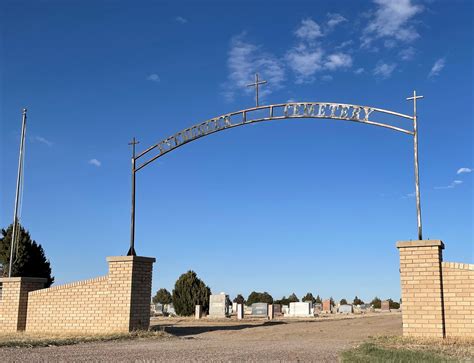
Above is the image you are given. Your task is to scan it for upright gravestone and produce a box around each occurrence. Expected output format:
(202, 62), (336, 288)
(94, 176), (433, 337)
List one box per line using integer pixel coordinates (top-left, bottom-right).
(288, 302), (313, 317)
(338, 304), (353, 314)
(251, 303), (268, 317)
(237, 303), (244, 320)
(322, 299), (331, 313)
(381, 300), (390, 311)
(268, 304), (274, 320)
(208, 293), (229, 318)
(273, 304), (282, 315)
(195, 305), (202, 319)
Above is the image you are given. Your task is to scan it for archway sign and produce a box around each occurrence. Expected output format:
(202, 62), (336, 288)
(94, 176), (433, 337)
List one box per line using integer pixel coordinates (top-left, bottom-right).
(126, 88), (424, 256)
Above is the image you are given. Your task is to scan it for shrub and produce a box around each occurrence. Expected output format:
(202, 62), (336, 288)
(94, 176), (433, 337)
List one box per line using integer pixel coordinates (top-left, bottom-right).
(172, 271), (211, 316)
(152, 288), (172, 304)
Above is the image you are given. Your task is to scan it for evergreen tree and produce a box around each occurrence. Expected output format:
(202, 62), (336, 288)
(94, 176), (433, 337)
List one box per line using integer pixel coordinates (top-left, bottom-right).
(315, 295), (322, 304)
(370, 296), (382, 309)
(288, 293), (299, 303)
(388, 298), (400, 309)
(172, 271), (211, 316)
(152, 288), (172, 304)
(302, 292), (316, 304)
(0, 224), (54, 287)
(340, 298), (348, 305)
(330, 297), (335, 306)
(246, 291), (273, 305)
(353, 296), (364, 305)
(233, 294), (245, 305)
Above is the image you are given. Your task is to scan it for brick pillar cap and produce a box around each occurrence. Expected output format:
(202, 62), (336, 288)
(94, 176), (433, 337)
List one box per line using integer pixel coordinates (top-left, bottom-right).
(396, 240), (444, 249)
(0, 277), (48, 283)
(106, 256), (156, 263)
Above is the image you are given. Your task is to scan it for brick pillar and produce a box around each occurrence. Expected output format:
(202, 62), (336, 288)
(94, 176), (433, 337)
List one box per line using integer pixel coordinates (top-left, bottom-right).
(397, 240), (445, 338)
(106, 256), (155, 331)
(0, 277), (46, 332)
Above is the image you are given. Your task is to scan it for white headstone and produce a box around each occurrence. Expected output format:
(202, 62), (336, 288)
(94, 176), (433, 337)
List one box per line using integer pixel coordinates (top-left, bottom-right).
(288, 302), (313, 317)
(208, 293), (228, 318)
(237, 303), (244, 320)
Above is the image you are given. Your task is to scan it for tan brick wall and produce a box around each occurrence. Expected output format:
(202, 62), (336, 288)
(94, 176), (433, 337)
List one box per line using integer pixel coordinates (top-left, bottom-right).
(442, 262), (474, 337)
(0, 277), (47, 332)
(0, 256), (157, 334)
(397, 240), (445, 338)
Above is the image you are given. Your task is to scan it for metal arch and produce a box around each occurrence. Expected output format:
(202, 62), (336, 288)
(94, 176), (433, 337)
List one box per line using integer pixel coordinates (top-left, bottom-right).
(135, 102), (414, 172)
(127, 97), (424, 256)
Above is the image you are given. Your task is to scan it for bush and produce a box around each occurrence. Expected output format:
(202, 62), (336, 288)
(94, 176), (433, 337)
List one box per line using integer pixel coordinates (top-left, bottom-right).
(315, 295), (322, 304)
(353, 296), (364, 305)
(172, 271), (211, 316)
(388, 299), (400, 309)
(152, 288), (172, 304)
(371, 297), (381, 309)
(340, 298), (348, 305)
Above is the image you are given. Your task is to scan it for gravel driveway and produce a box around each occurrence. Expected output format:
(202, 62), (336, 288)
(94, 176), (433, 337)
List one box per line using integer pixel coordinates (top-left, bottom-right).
(0, 313), (402, 362)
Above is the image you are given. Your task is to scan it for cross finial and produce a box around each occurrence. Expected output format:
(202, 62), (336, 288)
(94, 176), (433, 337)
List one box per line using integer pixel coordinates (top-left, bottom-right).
(406, 90), (424, 117)
(246, 73), (267, 107)
(128, 137), (139, 158)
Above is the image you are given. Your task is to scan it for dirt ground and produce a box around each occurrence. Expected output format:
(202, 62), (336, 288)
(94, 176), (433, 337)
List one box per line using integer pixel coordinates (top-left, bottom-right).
(0, 313), (402, 362)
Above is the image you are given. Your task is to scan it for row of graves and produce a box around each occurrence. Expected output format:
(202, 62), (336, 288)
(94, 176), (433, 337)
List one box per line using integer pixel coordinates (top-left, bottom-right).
(150, 293), (397, 319)
(202, 293), (394, 319)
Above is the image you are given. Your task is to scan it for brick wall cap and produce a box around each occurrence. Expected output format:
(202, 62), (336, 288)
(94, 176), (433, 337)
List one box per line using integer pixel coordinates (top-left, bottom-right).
(106, 256), (156, 263)
(396, 240), (444, 249)
(0, 277), (48, 283)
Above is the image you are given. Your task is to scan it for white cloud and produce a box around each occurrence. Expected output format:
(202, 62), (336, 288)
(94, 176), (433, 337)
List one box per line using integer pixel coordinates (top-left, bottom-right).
(34, 136), (52, 147)
(428, 58), (446, 78)
(457, 167), (472, 175)
(336, 40), (353, 49)
(175, 16), (187, 24)
(354, 67), (365, 75)
(286, 44), (324, 83)
(147, 73), (160, 82)
(362, 0), (423, 48)
(88, 159), (101, 167)
(434, 180), (463, 190)
(373, 62), (396, 79)
(321, 75), (333, 82)
(324, 53), (353, 70)
(224, 34), (285, 101)
(399, 46), (416, 61)
(326, 13), (347, 29)
(295, 18), (323, 41)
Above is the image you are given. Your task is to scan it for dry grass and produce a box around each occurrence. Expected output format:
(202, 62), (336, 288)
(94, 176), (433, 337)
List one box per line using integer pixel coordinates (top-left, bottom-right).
(341, 335), (474, 362)
(0, 330), (172, 348)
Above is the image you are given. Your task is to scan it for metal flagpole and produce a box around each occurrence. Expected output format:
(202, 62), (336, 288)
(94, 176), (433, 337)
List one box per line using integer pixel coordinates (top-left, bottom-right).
(9, 108), (27, 277)
(407, 91), (424, 240)
(127, 137), (139, 256)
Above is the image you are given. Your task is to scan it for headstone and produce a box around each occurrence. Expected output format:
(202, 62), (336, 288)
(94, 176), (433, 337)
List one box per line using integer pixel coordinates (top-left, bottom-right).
(154, 303), (164, 315)
(273, 304), (282, 315)
(381, 300), (390, 311)
(244, 305), (253, 315)
(322, 299), (331, 313)
(282, 305), (289, 315)
(338, 304), (353, 314)
(268, 304), (274, 320)
(164, 303), (176, 316)
(232, 302), (237, 314)
(313, 303), (322, 312)
(251, 302), (268, 316)
(195, 305), (202, 319)
(288, 302), (313, 317)
(237, 303), (244, 320)
(208, 293), (229, 318)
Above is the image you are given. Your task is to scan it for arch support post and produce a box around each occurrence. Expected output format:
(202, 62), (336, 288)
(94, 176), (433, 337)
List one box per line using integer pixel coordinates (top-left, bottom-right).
(408, 91), (424, 240)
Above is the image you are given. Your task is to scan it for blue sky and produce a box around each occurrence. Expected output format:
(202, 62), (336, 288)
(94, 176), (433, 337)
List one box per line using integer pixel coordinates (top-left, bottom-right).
(1, 0), (472, 303)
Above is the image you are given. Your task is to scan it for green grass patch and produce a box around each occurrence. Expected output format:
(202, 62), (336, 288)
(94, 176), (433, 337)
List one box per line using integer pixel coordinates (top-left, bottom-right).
(0, 330), (172, 348)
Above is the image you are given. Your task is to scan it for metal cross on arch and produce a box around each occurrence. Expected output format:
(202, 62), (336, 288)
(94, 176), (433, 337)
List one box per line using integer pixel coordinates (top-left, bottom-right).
(127, 91), (424, 256)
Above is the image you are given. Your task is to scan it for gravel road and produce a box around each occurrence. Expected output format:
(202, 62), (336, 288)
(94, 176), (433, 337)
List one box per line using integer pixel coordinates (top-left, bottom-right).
(0, 313), (402, 362)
